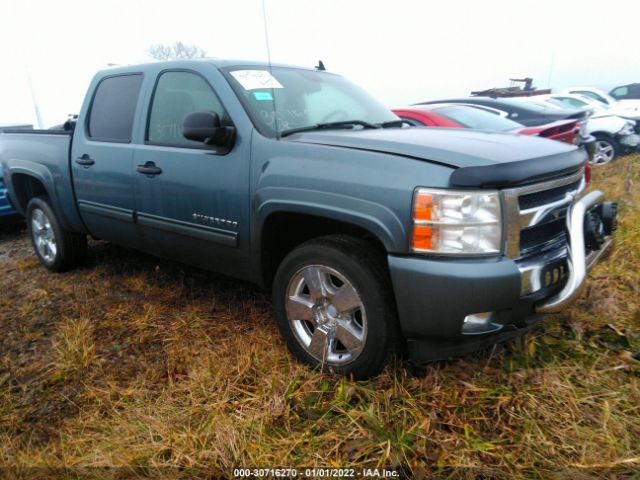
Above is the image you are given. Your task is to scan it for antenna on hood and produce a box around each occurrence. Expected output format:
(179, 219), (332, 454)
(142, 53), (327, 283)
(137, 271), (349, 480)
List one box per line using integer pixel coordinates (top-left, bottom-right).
(315, 60), (326, 71)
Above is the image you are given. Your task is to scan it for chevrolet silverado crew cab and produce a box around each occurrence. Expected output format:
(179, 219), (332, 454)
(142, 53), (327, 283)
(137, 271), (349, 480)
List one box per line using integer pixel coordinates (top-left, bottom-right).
(0, 60), (618, 379)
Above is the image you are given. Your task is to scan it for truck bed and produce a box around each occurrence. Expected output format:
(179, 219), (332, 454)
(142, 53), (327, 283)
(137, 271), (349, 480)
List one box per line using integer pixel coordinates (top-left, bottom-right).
(0, 129), (85, 232)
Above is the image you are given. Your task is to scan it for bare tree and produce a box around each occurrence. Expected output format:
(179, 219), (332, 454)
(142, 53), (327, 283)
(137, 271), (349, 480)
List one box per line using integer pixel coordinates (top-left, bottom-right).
(148, 42), (207, 61)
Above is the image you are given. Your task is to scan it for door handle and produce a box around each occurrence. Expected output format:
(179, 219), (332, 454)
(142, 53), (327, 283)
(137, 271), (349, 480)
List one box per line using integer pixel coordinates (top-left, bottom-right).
(76, 154), (95, 166)
(136, 162), (163, 176)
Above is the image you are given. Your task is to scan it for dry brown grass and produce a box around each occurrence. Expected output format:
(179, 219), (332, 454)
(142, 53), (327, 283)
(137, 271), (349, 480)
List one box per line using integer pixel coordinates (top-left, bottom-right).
(0, 155), (638, 479)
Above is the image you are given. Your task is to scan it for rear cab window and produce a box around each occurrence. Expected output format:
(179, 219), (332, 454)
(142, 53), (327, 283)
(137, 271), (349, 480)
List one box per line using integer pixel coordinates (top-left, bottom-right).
(87, 74), (144, 142)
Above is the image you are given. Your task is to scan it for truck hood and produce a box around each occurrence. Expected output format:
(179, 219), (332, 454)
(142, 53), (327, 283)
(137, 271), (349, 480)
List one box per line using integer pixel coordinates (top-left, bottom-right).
(286, 127), (587, 187)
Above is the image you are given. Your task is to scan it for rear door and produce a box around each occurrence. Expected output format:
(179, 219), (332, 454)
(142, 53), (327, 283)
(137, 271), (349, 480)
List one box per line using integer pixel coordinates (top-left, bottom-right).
(132, 69), (251, 278)
(71, 73), (145, 247)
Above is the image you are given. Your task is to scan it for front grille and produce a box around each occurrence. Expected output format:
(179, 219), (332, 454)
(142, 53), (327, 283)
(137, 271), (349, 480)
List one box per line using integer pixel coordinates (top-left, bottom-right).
(520, 218), (566, 255)
(502, 169), (586, 259)
(518, 179), (582, 210)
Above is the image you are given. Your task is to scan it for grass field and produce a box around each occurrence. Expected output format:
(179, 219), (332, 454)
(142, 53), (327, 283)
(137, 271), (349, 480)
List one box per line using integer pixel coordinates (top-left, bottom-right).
(0, 155), (638, 479)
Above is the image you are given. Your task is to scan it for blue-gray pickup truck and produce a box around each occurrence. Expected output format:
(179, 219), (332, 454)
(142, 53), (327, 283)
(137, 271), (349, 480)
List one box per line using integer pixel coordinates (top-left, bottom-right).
(0, 60), (617, 378)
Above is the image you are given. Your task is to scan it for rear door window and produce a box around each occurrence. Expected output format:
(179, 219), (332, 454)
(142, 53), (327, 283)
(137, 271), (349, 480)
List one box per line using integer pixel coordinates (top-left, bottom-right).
(87, 74), (143, 142)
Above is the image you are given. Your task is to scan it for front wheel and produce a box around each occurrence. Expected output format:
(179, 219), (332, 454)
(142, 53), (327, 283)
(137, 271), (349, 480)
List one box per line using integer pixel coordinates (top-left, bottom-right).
(272, 235), (400, 379)
(590, 133), (620, 165)
(27, 196), (87, 272)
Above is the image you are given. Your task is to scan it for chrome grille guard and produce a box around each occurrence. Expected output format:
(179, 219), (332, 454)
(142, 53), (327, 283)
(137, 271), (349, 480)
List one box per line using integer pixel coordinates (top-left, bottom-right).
(535, 190), (611, 313)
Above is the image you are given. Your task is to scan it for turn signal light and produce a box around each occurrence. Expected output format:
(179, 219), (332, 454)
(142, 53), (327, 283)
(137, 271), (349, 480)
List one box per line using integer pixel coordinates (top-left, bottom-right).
(413, 191), (432, 221)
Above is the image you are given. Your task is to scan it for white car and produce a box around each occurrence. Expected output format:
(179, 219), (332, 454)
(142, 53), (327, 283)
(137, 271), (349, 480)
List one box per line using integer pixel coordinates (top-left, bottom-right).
(561, 87), (640, 120)
(519, 95), (638, 165)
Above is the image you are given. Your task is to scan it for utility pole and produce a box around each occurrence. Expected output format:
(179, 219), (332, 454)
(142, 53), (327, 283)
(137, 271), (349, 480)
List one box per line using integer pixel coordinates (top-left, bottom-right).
(546, 51), (556, 90)
(25, 67), (44, 129)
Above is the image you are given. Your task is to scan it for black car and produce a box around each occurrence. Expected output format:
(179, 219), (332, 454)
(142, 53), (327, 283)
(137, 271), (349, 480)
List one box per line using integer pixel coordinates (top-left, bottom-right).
(417, 97), (587, 127)
(610, 83), (640, 100)
(416, 97), (595, 160)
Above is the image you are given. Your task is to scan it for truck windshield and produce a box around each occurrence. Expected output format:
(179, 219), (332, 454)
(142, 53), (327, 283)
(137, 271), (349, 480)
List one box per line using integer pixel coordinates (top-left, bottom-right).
(223, 66), (399, 137)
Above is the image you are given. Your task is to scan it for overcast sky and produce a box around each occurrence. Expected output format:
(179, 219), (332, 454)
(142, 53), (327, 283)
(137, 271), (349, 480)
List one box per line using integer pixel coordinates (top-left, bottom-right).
(2, 0), (639, 127)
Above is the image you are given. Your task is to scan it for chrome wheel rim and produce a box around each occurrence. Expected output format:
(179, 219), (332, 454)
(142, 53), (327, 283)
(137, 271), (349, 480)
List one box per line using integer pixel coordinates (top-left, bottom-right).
(591, 140), (615, 165)
(31, 208), (57, 264)
(286, 265), (367, 366)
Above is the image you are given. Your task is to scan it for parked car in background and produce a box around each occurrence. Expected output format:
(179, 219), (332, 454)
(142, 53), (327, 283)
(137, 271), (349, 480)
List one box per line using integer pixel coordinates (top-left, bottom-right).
(563, 87), (640, 123)
(563, 87), (620, 105)
(417, 97), (595, 161)
(586, 117), (637, 164)
(0, 125), (32, 222)
(610, 83), (640, 101)
(0, 173), (18, 221)
(519, 95), (639, 164)
(392, 104), (580, 145)
(545, 93), (640, 124)
(543, 93), (609, 115)
(418, 97), (587, 126)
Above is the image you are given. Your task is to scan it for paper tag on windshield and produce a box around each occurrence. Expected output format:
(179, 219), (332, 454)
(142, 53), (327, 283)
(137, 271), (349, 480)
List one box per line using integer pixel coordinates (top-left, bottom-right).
(230, 70), (283, 90)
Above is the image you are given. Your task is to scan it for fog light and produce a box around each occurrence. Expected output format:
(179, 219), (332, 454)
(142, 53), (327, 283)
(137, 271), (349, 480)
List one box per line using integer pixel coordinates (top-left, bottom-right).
(462, 312), (503, 335)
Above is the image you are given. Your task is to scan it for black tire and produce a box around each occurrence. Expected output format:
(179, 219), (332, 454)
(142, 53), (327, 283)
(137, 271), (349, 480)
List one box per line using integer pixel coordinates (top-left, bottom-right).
(26, 196), (87, 272)
(272, 235), (401, 379)
(591, 133), (620, 165)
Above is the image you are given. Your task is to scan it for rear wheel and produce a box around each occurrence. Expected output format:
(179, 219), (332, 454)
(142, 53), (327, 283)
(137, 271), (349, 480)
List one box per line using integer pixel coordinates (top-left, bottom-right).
(272, 235), (400, 379)
(27, 196), (87, 272)
(591, 133), (620, 165)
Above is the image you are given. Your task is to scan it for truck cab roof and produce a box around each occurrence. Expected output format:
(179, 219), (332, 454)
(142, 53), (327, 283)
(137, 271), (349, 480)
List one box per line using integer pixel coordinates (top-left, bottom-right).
(96, 58), (319, 78)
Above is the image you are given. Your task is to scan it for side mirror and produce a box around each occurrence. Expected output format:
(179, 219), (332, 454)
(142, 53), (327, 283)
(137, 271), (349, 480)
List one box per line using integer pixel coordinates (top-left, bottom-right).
(182, 111), (235, 148)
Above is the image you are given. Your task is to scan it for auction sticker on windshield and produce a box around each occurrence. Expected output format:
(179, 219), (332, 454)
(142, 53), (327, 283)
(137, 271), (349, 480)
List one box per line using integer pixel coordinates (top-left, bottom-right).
(230, 70), (283, 90)
(253, 91), (274, 101)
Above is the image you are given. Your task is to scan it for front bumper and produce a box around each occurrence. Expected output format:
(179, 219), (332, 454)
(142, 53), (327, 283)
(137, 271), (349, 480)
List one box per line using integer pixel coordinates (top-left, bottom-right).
(618, 133), (640, 148)
(388, 189), (615, 362)
(535, 190), (611, 313)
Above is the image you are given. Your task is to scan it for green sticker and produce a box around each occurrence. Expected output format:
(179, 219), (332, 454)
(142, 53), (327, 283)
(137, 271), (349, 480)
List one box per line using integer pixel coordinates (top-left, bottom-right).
(253, 91), (273, 101)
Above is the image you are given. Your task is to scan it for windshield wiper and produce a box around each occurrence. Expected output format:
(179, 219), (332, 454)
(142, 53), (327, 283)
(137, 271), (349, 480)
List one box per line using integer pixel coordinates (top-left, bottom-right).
(378, 120), (413, 128)
(280, 120), (380, 138)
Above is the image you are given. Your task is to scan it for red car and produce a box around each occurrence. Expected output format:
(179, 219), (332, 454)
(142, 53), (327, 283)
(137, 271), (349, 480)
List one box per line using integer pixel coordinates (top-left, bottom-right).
(392, 104), (580, 145)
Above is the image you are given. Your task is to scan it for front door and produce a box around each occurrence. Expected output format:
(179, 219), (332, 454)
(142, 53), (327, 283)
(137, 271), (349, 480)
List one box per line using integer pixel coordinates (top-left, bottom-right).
(133, 70), (250, 278)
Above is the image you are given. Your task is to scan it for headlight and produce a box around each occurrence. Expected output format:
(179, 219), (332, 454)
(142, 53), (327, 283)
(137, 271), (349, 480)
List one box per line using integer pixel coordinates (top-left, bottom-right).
(411, 188), (502, 255)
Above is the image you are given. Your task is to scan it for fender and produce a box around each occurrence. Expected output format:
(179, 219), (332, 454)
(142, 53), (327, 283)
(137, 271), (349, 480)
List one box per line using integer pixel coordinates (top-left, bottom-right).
(253, 186), (406, 254)
(6, 160), (56, 215)
(5, 159), (85, 233)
